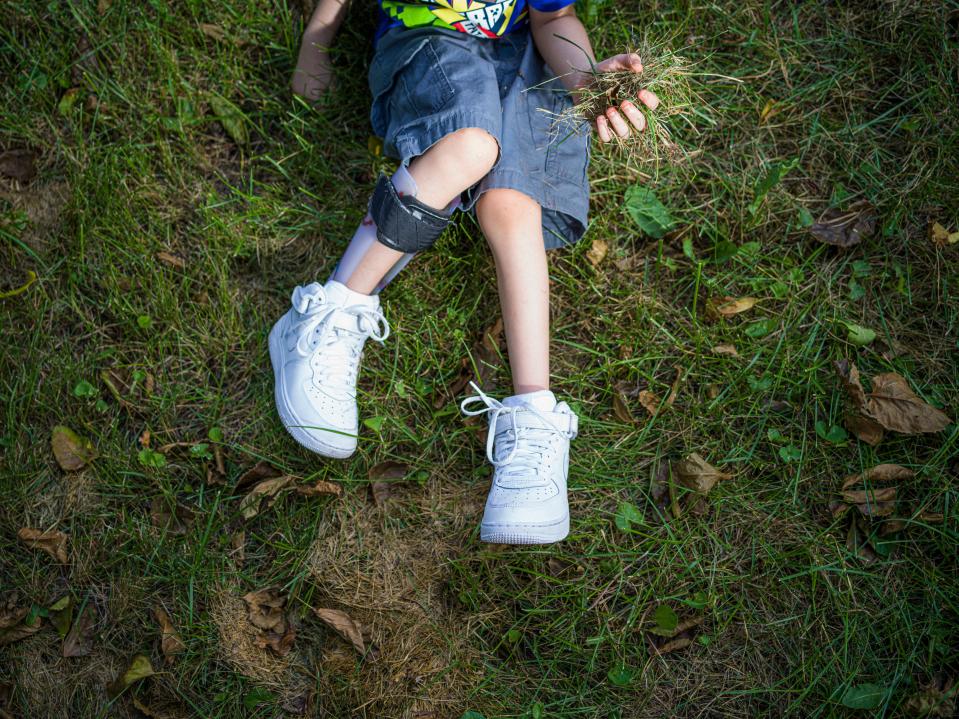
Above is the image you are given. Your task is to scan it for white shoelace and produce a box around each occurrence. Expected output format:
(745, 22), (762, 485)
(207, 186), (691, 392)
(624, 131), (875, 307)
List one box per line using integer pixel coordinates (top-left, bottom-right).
(289, 285), (389, 393)
(460, 382), (575, 484)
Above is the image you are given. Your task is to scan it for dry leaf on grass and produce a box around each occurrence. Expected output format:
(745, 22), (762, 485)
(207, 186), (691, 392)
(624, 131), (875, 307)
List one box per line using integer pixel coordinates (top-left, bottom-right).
(841, 464), (915, 489)
(17, 528), (68, 563)
(51, 425), (97, 471)
(612, 389), (637, 424)
(646, 615), (705, 655)
(930, 222), (959, 247)
(312, 608), (365, 654)
(845, 517), (878, 563)
(836, 361), (951, 444)
(369, 461), (409, 506)
(155, 251), (186, 269)
(903, 676), (957, 717)
(586, 239), (608, 267)
(242, 588), (296, 657)
(809, 202), (876, 247)
(0, 606), (42, 646)
(236, 460), (283, 490)
(295, 480), (342, 498)
(666, 365), (684, 407)
(153, 606), (185, 663)
(434, 319), (504, 409)
(106, 654), (155, 699)
(150, 497), (195, 536)
(833, 464), (913, 519)
(707, 296), (758, 319)
(673, 454), (732, 495)
(48, 596), (73, 638)
(0, 149), (37, 182)
(712, 344), (739, 357)
(62, 604), (96, 657)
(638, 390), (660, 416)
(240, 476), (295, 520)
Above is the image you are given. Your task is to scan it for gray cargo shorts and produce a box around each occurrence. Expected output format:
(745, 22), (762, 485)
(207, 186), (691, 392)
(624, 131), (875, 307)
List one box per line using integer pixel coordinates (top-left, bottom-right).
(369, 25), (590, 248)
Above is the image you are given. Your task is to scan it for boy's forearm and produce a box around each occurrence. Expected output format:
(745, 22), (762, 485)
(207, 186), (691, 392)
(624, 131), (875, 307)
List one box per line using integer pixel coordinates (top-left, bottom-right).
(303, 0), (350, 46)
(530, 9), (596, 96)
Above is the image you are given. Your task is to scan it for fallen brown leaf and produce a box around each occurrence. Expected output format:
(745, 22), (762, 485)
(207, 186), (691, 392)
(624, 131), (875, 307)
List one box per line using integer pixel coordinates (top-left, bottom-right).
(242, 588), (288, 634)
(841, 464), (915, 490)
(673, 454), (732, 495)
(153, 606), (185, 664)
(711, 344), (739, 357)
(0, 606), (42, 646)
(709, 296), (758, 318)
(809, 202), (876, 247)
(62, 604), (96, 657)
(836, 361), (951, 443)
(586, 239), (608, 267)
(230, 530), (245, 566)
(903, 676), (957, 717)
(638, 390), (660, 416)
(0, 149), (37, 182)
(239, 475), (295, 520)
(295, 480), (342, 498)
(51, 425), (97, 471)
(313, 607), (365, 654)
(612, 390), (636, 424)
(930, 222), (959, 247)
(255, 625), (296, 656)
(156, 251), (186, 269)
(106, 654), (155, 699)
(235, 460), (283, 490)
(150, 497), (195, 536)
(647, 615), (705, 655)
(369, 461), (409, 506)
(846, 517), (877, 564)
(17, 528), (69, 563)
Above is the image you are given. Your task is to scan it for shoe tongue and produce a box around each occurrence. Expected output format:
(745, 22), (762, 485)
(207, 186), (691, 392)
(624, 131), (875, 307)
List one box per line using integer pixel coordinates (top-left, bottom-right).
(323, 280), (379, 309)
(503, 390), (557, 413)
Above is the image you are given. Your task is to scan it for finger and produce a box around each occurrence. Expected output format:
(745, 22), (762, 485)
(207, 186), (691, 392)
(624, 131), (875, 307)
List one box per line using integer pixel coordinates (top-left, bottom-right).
(637, 88), (660, 110)
(624, 52), (643, 73)
(595, 115), (612, 143)
(620, 101), (646, 132)
(595, 53), (642, 74)
(606, 108), (630, 138)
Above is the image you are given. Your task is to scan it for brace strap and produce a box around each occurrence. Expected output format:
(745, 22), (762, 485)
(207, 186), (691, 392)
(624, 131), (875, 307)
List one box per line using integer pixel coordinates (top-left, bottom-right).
(368, 173), (451, 253)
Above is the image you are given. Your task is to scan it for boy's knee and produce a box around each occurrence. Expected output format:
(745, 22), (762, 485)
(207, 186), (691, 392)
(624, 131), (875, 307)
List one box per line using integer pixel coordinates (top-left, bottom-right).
(443, 127), (499, 176)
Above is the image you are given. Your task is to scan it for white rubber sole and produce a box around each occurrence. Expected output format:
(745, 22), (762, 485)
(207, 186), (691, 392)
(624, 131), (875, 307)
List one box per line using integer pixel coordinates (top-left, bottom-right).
(268, 322), (357, 460)
(480, 512), (570, 545)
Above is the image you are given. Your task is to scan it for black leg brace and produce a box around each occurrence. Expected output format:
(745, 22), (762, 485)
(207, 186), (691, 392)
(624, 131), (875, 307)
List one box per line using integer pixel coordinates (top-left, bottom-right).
(368, 173), (452, 253)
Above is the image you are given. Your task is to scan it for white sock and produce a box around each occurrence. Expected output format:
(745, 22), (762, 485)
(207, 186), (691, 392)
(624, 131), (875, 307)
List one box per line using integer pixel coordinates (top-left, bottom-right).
(503, 389), (556, 412)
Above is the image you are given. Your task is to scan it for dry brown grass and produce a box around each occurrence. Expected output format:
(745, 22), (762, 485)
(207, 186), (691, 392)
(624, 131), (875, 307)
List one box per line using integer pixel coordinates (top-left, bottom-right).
(306, 483), (487, 718)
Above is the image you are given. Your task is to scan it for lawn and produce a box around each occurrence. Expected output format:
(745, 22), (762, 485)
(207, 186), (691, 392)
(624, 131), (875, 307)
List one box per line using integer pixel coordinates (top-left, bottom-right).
(1, 0), (958, 717)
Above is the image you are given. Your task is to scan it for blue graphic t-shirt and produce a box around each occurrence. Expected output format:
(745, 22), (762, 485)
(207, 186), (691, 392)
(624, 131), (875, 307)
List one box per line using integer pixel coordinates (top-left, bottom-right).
(377, 0), (575, 40)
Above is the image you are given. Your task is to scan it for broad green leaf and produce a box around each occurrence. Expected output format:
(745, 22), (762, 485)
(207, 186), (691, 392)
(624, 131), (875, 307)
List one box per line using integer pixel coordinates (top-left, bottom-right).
(744, 318), (776, 338)
(798, 207), (814, 227)
(778, 445), (802, 463)
(73, 380), (97, 398)
(844, 322), (876, 345)
(209, 94), (249, 146)
(614, 502), (643, 531)
(624, 185), (675, 239)
(607, 664), (634, 687)
(766, 428), (787, 443)
(815, 421), (848, 444)
(138, 448), (166, 468)
(364, 416), (385, 432)
(106, 654), (155, 699)
(840, 683), (887, 710)
(243, 687), (275, 710)
(652, 604), (678, 636)
(712, 240), (739, 263)
(848, 278), (865, 301)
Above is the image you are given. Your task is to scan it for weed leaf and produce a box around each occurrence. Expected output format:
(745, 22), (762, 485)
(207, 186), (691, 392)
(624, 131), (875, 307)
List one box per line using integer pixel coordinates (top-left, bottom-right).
(625, 185), (675, 239)
(840, 683), (887, 710)
(106, 654), (155, 699)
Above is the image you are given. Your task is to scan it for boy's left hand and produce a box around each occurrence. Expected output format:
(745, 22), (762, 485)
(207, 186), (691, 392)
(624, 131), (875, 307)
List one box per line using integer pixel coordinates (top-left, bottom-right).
(587, 53), (660, 143)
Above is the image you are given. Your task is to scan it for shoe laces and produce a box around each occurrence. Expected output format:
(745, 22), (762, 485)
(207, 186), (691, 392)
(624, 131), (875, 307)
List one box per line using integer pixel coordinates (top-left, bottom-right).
(460, 382), (574, 485)
(289, 284), (389, 393)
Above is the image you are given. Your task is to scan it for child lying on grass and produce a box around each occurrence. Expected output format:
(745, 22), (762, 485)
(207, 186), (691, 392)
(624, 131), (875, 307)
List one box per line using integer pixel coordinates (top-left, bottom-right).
(272, 0), (659, 544)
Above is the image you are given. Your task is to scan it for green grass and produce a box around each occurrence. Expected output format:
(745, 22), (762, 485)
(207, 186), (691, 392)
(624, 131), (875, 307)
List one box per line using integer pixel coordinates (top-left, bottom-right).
(2, 0), (958, 717)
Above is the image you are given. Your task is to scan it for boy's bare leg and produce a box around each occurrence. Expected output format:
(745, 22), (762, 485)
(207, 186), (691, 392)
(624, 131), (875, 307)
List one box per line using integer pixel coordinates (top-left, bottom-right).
(475, 188), (550, 394)
(341, 128), (499, 294)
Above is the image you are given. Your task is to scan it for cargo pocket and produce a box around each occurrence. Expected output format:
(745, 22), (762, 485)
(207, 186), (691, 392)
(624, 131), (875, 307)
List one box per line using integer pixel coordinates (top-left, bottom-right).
(398, 40), (455, 116)
(542, 86), (589, 184)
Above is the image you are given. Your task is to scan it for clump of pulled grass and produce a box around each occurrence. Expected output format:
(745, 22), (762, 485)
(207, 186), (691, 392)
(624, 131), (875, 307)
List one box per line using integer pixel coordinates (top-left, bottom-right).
(551, 41), (698, 165)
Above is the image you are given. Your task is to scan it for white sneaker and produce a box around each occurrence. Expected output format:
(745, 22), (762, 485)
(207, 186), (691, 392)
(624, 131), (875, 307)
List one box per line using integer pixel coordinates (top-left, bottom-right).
(461, 383), (578, 544)
(268, 280), (389, 458)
